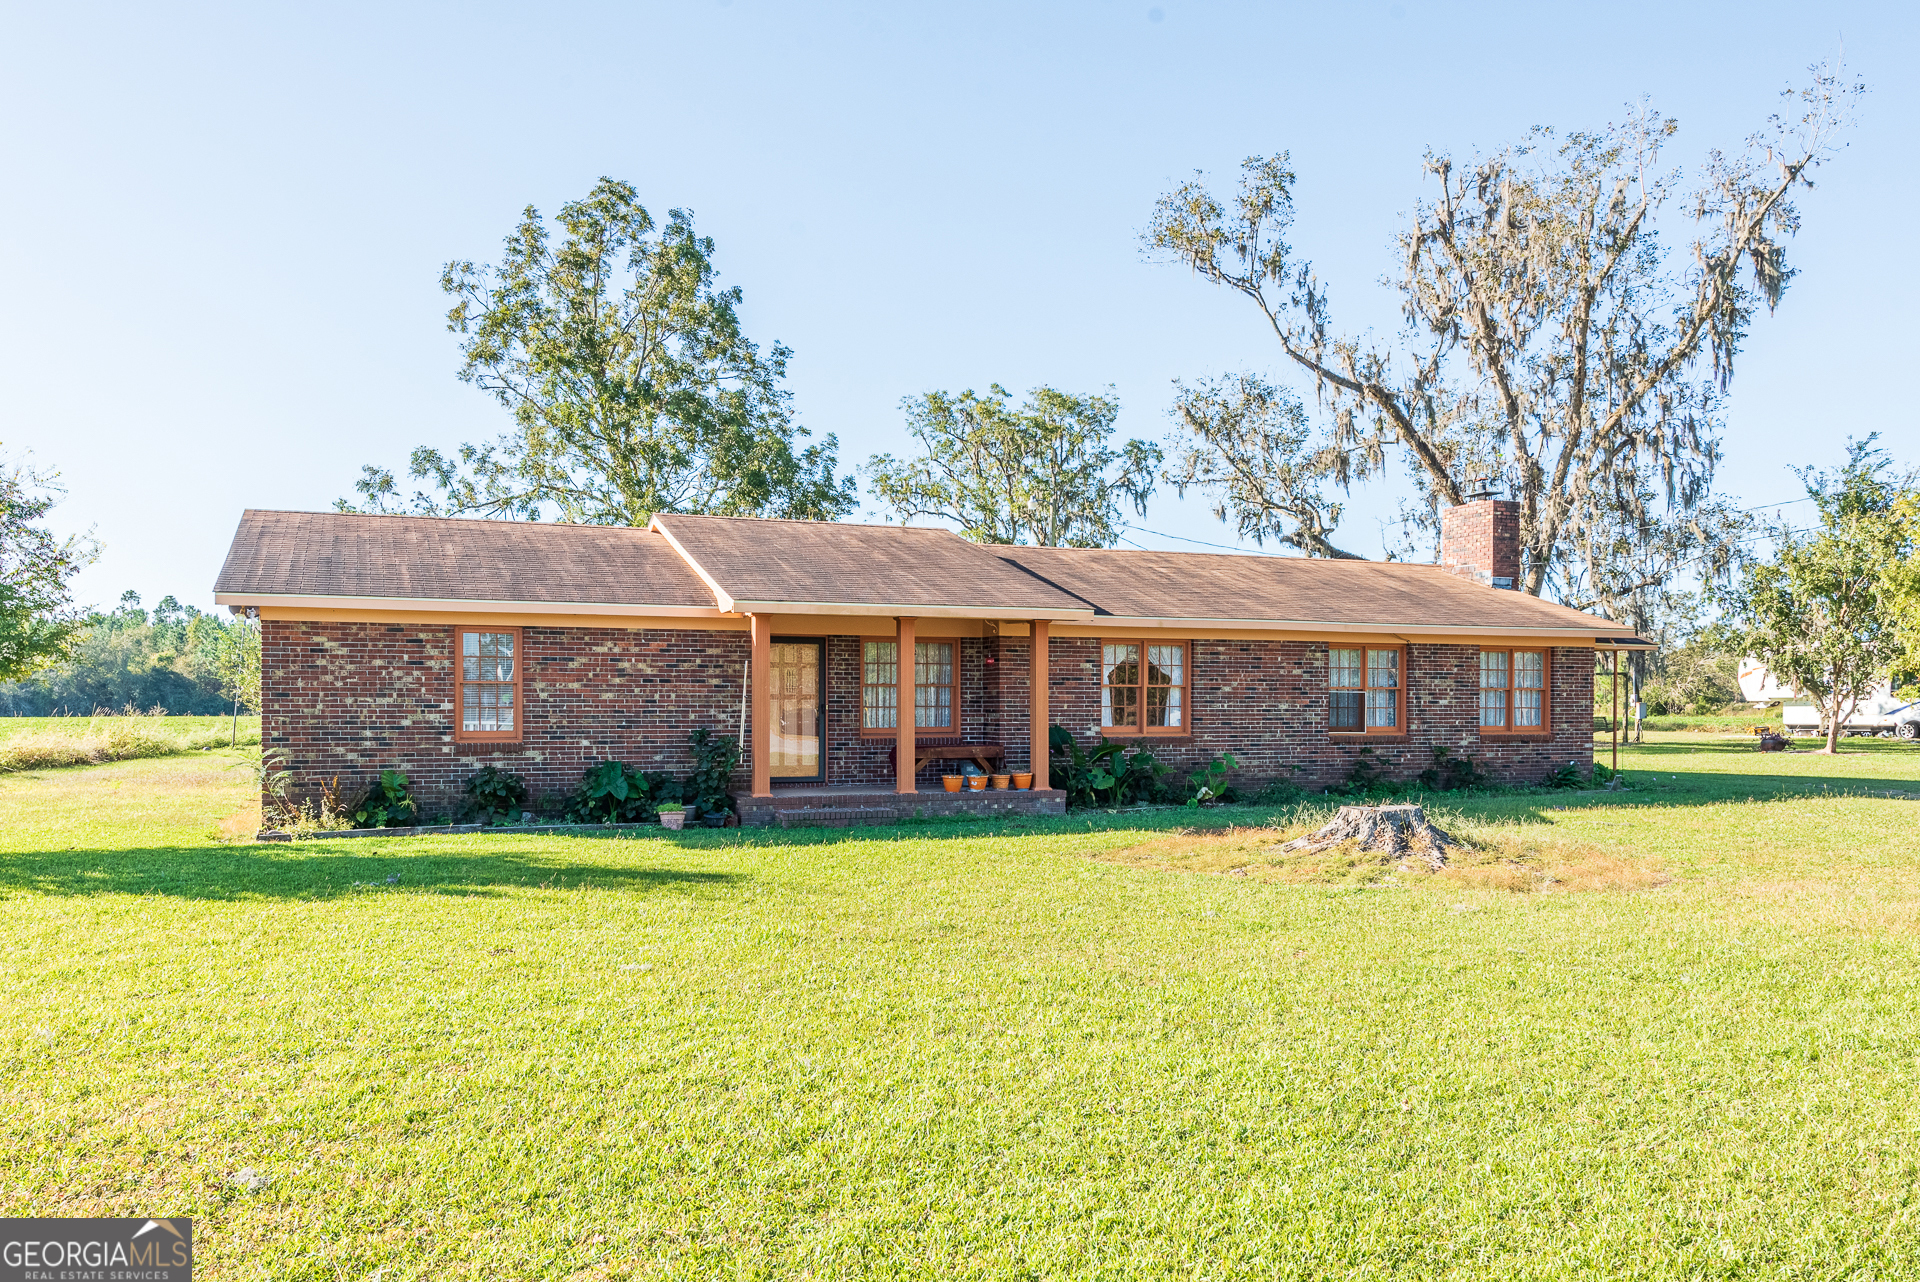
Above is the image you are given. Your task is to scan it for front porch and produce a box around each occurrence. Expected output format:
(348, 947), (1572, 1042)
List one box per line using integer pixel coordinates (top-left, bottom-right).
(735, 783), (1068, 829)
(746, 613), (1059, 798)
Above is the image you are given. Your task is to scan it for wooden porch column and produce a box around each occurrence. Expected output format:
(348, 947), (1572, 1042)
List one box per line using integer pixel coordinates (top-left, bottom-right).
(749, 613), (772, 798)
(1030, 619), (1050, 791)
(895, 616), (917, 794)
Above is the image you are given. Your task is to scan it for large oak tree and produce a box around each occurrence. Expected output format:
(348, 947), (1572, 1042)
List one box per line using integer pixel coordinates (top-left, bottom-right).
(344, 178), (855, 526)
(1147, 67), (1861, 621)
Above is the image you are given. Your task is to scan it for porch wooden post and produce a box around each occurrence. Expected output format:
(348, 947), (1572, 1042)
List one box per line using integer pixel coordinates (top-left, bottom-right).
(1030, 619), (1050, 792)
(895, 616), (917, 794)
(750, 614), (772, 798)
(1610, 649), (1619, 778)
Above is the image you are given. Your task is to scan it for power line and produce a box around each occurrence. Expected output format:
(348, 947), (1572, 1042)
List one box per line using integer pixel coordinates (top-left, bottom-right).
(1118, 523), (1296, 557)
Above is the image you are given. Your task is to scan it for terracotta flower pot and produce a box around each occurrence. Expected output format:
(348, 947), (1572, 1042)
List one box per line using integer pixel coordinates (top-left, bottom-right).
(1012, 772), (1033, 790)
(990, 774), (1010, 790)
(942, 775), (964, 792)
(659, 811), (686, 831)
(967, 775), (987, 791)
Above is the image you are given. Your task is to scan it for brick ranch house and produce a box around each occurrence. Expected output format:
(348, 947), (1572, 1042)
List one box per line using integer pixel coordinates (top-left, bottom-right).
(213, 499), (1646, 826)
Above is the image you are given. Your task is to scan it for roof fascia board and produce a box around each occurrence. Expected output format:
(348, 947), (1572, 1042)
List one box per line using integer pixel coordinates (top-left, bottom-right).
(214, 593), (728, 619)
(733, 600), (1094, 622)
(1059, 615), (1633, 639)
(647, 515), (739, 611)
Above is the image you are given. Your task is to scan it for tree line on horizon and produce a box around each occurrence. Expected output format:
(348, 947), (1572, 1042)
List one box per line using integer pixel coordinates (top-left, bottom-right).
(0, 591), (258, 718)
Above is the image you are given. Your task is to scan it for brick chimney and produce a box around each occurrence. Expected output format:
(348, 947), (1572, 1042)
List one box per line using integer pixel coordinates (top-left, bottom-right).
(1439, 496), (1520, 589)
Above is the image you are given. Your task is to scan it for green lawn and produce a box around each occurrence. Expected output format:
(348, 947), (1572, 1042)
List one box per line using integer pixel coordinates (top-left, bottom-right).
(4, 737), (1919, 1278)
(0, 714), (260, 739)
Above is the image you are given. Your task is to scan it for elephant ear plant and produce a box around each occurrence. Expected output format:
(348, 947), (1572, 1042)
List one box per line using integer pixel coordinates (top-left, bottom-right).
(1048, 726), (1173, 809)
(685, 728), (741, 818)
(464, 765), (529, 823)
(567, 760), (679, 823)
(353, 770), (418, 829)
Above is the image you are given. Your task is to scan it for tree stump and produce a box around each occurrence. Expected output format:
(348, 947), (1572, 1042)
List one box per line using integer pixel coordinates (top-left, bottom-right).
(1276, 804), (1458, 870)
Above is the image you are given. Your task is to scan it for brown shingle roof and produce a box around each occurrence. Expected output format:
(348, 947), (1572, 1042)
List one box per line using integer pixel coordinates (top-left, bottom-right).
(999, 545), (1627, 634)
(650, 513), (1092, 617)
(214, 510), (717, 608)
(213, 509), (1631, 637)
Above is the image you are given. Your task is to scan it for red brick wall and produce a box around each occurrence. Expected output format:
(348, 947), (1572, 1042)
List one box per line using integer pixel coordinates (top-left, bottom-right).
(262, 620), (752, 813)
(1044, 638), (1591, 790)
(266, 621), (1593, 809)
(820, 634), (993, 788)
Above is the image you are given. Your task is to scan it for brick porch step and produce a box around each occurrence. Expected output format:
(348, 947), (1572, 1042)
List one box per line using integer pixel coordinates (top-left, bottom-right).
(774, 807), (900, 830)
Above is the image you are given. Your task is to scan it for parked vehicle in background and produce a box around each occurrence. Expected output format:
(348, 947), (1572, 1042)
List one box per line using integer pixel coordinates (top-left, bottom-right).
(1736, 658), (1798, 706)
(1781, 688), (1919, 740)
(1742, 659), (1918, 740)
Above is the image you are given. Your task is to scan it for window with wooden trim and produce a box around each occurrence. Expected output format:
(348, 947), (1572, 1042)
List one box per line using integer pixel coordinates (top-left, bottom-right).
(1100, 641), (1188, 734)
(1480, 648), (1548, 733)
(1329, 645), (1402, 733)
(860, 640), (956, 732)
(457, 628), (521, 741)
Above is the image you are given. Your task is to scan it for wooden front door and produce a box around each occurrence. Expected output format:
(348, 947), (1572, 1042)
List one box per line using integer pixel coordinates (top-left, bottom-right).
(769, 639), (824, 781)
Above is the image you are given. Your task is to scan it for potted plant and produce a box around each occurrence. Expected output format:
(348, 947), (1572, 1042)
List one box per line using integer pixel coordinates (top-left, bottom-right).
(658, 803), (687, 831)
(1012, 772), (1033, 790)
(966, 774), (987, 791)
(990, 773), (1010, 790)
(942, 775), (963, 792)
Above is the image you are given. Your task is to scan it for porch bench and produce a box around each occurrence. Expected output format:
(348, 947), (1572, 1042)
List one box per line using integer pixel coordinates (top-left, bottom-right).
(884, 737), (1007, 776)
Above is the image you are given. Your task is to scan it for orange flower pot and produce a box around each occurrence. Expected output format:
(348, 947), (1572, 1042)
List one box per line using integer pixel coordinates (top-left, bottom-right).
(990, 774), (1011, 790)
(1012, 772), (1033, 790)
(942, 775), (963, 792)
(966, 775), (987, 791)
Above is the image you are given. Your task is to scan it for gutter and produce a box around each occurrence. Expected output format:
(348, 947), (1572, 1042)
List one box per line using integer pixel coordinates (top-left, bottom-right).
(213, 593), (729, 618)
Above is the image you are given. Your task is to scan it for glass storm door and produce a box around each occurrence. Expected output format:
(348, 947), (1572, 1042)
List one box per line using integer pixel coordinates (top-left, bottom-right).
(769, 639), (824, 780)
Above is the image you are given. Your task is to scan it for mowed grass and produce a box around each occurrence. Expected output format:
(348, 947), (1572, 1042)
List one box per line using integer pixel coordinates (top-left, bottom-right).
(3, 738), (1920, 1279)
(0, 714), (261, 739)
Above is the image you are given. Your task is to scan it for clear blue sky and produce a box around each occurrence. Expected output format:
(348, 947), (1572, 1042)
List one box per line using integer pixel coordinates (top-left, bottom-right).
(3, 0), (1912, 614)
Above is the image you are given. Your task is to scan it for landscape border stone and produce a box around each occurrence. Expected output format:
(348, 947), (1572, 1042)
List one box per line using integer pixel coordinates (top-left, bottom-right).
(255, 821), (666, 843)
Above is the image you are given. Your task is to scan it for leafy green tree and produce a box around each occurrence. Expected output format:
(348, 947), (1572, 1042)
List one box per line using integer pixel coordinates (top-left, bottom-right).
(0, 591), (253, 715)
(1147, 67), (1859, 613)
(343, 177), (855, 526)
(864, 385), (1160, 547)
(1882, 485), (1920, 687)
(1719, 440), (1913, 753)
(0, 448), (95, 682)
(214, 618), (262, 744)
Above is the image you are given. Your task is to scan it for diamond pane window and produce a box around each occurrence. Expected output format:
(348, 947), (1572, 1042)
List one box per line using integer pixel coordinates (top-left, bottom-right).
(1145, 644), (1184, 728)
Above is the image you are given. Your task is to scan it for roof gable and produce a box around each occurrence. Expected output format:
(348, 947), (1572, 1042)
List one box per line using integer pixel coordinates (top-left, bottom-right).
(649, 513), (1092, 618)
